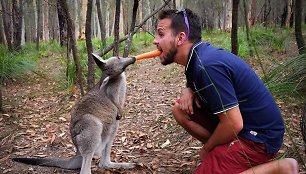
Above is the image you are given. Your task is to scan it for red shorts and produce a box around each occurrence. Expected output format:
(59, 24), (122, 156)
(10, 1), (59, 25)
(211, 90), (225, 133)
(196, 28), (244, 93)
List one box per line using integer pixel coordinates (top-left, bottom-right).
(191, 107), (275, 174)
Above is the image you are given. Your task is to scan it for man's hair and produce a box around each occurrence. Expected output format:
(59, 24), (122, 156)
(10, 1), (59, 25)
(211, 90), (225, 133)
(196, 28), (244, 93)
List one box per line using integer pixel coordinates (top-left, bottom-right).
(157, 8), (202, 43)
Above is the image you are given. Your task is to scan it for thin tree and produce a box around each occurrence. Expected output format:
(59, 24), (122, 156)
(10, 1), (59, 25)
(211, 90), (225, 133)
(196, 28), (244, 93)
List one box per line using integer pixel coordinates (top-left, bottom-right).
(231, 0), (239, 55)
(85, 0), (95, 90)
(242, 0), (253, 56)
(0, 84), (2, 111)
(57, 2), (67, 47)
(57, 0), (85, 96)
(294, 0), (306, 54)
(286, 0), (293, 28)
(12, 0), (23, 51)
(96, 0), (106, 49)
(1, 0), (13, 51)
(0, 8), (5, 45)
(113, 0), (120, 56)
(123, 0), (138, 57)
(36, 0), (41, 50)
(248, 0), (256, 26)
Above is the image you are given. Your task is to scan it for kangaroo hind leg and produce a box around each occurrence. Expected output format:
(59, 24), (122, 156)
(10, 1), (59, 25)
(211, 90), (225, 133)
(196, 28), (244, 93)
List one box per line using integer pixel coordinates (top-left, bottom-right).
(73, 115), (103, 174)
(98, 121), (136, 169)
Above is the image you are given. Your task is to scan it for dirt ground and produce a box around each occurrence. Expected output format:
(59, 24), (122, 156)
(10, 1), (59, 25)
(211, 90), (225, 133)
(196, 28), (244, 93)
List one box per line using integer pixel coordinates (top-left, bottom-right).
(1, 46), (305, 174)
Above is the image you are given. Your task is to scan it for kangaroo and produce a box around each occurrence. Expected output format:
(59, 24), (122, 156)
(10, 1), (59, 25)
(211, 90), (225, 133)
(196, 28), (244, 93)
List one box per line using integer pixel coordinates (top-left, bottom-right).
(12, 54), (137, 174)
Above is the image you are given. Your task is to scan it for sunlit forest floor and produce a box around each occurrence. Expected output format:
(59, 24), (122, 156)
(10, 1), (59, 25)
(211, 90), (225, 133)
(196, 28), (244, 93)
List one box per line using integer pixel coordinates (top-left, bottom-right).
(1, 44), (305, 173)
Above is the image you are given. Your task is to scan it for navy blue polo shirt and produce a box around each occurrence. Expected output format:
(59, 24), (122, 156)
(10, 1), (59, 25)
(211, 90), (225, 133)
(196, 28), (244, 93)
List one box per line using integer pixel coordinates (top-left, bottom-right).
(185, 40), (284, 154)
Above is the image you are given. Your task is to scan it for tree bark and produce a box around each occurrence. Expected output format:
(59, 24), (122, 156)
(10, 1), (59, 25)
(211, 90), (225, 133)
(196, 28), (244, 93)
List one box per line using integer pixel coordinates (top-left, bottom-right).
(0, 84), (2, 112)
(36, 0), (41, 50)
(79, 0), (87, 39)
(123, 0), (138, 57)
(113, 0), (120, 56)
(294, 0), (306, 54)
(1, 0), (13, 51)
(0, 3), (6, 45)
(286, 0), (293, 28)
(248, 0), (256, 26)
(96, 0), (106, 49)
(223, 0), (232, 32)
(122, 0), (129, 35)
(172, 0), (176, 9)
(242, 0), (253, 56)
(12, 0), (23, 51)
(57, 1), (67, 47)
(231, 0), (239, 55)
(58, 0), (85, 96)
(43, 0), (49, 40)
(85, 0), (94, 90)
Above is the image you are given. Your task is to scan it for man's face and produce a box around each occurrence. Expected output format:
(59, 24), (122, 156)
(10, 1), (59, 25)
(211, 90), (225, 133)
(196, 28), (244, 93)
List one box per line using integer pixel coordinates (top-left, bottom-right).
(154, 18), (178, 65)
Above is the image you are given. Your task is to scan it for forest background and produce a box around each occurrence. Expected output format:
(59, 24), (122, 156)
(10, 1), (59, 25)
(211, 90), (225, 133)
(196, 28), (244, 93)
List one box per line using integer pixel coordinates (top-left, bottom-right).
(1, 0), (306, 173)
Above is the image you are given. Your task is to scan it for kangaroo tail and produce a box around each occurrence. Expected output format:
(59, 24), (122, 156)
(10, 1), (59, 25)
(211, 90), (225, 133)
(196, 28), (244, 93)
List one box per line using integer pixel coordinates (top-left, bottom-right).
(12, 155), (82, 169)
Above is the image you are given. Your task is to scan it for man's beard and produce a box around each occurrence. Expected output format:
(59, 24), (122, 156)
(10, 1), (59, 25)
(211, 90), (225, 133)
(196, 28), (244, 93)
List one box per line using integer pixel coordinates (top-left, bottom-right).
(161, 46), (177, 65)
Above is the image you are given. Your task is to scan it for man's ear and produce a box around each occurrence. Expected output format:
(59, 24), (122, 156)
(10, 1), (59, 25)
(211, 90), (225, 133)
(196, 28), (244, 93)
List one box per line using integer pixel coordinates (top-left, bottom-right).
(177, 32), (187, 46)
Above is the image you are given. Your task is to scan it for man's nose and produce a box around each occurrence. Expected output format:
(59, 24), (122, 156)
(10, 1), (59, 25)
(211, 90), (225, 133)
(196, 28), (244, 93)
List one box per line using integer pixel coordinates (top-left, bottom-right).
(153, 37), (158, 45)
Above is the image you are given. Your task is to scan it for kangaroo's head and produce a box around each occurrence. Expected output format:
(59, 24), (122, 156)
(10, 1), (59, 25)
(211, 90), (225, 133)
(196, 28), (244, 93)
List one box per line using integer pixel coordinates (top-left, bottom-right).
(92, 53), (136, 78)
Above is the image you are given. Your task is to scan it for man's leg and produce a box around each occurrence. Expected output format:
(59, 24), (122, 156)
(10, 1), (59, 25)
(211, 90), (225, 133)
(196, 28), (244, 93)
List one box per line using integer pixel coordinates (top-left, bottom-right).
(171, 101), (217, 143)
(239, 158), (299, 174)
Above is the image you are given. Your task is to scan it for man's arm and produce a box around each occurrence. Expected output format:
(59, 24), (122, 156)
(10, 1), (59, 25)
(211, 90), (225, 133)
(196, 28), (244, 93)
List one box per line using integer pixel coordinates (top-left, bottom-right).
(200, 106), (243, 160)
(178, 87), (195, 115)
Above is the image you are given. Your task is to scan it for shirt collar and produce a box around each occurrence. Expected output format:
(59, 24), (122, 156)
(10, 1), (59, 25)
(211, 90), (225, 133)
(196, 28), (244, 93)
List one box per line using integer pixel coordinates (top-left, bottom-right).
(185, 39), (203, 73)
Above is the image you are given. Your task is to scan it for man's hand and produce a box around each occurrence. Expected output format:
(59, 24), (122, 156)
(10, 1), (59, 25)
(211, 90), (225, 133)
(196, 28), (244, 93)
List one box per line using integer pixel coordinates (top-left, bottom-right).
(178, 88), (195, 115)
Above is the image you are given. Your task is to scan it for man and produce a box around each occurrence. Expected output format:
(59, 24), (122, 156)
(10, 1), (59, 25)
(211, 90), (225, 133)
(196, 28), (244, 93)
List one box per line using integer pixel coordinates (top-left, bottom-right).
(153, 8), (298, 174)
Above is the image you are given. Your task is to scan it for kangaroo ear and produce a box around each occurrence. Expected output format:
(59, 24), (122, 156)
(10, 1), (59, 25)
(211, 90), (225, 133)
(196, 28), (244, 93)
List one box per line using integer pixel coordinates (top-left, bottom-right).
(92, 53), (106, 68)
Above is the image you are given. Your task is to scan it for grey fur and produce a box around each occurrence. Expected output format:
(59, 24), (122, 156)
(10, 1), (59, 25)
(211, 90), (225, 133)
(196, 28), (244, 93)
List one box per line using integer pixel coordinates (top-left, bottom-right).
(12, 54), (136, 174)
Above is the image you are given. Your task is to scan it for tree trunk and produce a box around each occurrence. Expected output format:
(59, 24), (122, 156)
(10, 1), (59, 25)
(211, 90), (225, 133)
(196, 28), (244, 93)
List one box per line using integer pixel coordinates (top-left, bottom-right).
(12, 0), (23, 51)
(243, 0), (253, 56)
(123, 0), (138, 57)
(138, 0), (143, 30)
(223, 0), (232, 32)
(286, 0), (293, 28)
(113, 0), (120, 56)
(263, 0), (271, 27)
(79, 0), (87, 40)
(43, 0), (49, 41)
(96, 0), (106, 49)
(57, 2), (67, 47)
(85, 0), (95, 90)
(0, 84), (2, 112)
(36, 0), (41, 50)
(231, 0), (239, 55)
(122, 0), (128, 35)
(58, 0), (85, 96)
(0, 4), (6, 45)
(295, 0), (306, 54)
(1, 0), (13, 51)
(248, 0), (256, 26)
(172, 0), (176, 9)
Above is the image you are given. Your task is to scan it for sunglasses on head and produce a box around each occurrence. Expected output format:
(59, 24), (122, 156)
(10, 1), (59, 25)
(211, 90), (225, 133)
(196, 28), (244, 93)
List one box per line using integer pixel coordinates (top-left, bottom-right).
(175, 9), (190, 40)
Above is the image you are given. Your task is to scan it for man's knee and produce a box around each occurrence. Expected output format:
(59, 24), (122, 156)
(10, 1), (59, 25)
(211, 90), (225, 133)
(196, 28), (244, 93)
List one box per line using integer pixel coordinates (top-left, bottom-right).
(171, 101), (188, 126)
(282, 158), (299, 174)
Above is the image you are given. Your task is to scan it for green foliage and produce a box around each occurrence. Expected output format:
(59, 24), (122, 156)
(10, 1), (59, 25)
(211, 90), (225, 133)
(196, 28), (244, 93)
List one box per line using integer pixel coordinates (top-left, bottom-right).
(130, 32), (154, 52)
(0, 44), (36, 83)
(264, 53), (306, 102)
(250, 26), (290, 53)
